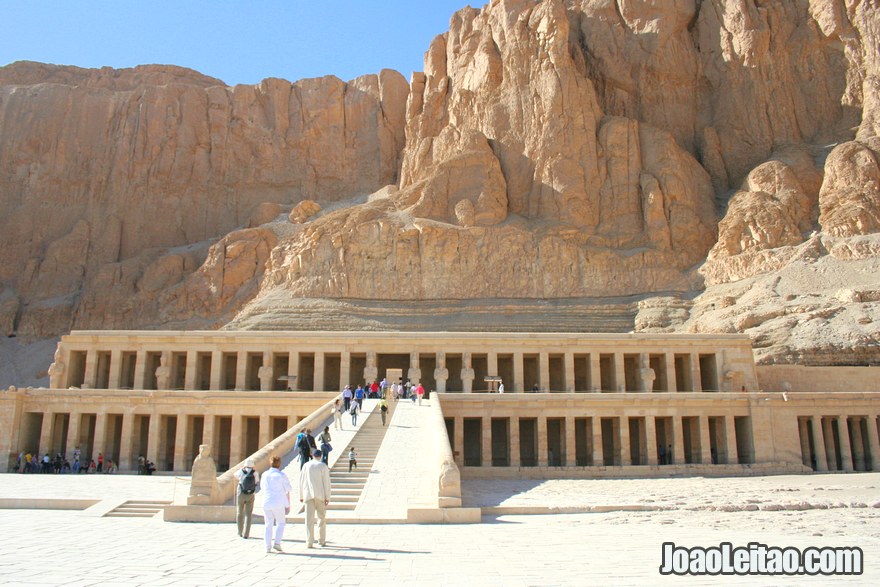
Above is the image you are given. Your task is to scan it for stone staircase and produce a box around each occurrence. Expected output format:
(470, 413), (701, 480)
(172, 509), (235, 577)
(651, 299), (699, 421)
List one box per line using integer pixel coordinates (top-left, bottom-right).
(105, 499), (172, 518)
(327, 402), (394, 512)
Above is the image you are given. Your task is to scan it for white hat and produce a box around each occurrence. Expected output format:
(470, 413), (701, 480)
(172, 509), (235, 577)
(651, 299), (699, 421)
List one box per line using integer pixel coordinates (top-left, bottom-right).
(245, 458), (255, 467)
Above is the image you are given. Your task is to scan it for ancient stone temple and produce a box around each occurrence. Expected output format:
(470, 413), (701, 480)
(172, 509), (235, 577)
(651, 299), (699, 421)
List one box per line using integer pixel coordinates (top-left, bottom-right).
(2, 330), (877, 482)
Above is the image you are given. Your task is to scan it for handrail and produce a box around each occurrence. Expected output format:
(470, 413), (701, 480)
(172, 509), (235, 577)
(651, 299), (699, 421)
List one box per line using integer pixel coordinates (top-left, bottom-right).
(430, 393), (462, 508)
(210, 395), (338, 505)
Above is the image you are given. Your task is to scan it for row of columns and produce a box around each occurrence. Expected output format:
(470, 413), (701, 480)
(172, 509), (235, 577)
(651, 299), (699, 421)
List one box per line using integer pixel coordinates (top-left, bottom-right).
(449, 414), (745, 468)
(799, 415), (880, 472)
(63, 348), (723, 393)
(27, 409), (289, 473)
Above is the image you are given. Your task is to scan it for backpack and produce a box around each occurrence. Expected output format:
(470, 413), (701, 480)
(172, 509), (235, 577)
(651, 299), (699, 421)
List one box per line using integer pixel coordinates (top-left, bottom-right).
(350, 404), (358, 415)
(240, 468), (257, 494)
(297, 434), (311, 453)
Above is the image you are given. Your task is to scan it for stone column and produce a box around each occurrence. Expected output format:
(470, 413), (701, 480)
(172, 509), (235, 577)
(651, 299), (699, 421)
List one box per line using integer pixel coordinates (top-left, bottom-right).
(339, 352), (351, 390)
(665, 354), (678, 392)
(173, 415), (188, 472)
(850, 417), (865, 471)
(645, 417), (658, 466)
(118, 413), (134, 471)
(108, 350), (122, 389)
(38, 411), (54, 456)
(146, 413), (160, 465)
(619, 416), (631, 466)
(93, 413), (108, 461)
(673, 417), (686, 465)
(822, 417), (838, 470)
(510, 416), (521, 467)
(691, 353), (702, 392)
(564, 353), (575, 393)
(259, 415), (271, 447)
(65, 413), (81, 461)
(537, 417), (548, 466)
(209, 350), (223, 390)
(287, 351), (299, 391)
(564, 415), (576, 466)
(837, 416), (853, 472)
(133, 350), (148, 390)
(313, 352), (325, 391)
(487, 352), (498, 380)
(589, 354), (601, 392)
(614, 352), (625, 392)
(230, 416), (244, 467)
(798, 418), (812, 467)
(592, 417), (604, 466)
(235, 351), (248, 391)
(83, 351), (98, 389)
(810, 416), (828, 471)
(453, 417), (464, 468)
(513, 352), (524, 393)
(539, 352), (550, 392)
(700, 416), (713, 464)
(184, 351), (198, 391)
(865, 416), (880, 472)
(725, 416), (739, 465)
(461, 353), (474, 393)
(434, 352), (448, 393)
(202, 415), (215, 457)
(481, 417), (492, 467)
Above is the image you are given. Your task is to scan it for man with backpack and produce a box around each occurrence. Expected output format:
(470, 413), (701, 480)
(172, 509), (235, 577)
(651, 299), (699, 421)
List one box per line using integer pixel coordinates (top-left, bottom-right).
(297, 428), (316, 470)
(234, 458), (260, 538)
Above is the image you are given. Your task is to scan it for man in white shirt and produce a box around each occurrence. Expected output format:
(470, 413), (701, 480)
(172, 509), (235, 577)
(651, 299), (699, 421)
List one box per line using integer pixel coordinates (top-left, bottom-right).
(299, 449), (332, 548)
(260, 455), (291, 553)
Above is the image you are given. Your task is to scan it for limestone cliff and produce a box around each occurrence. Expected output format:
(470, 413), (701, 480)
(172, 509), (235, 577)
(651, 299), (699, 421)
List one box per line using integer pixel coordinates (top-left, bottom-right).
(1, 0), (880, 378)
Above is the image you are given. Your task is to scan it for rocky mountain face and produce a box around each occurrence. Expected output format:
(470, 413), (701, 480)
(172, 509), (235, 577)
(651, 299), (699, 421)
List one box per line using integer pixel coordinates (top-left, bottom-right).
(1, 0), (879, 372)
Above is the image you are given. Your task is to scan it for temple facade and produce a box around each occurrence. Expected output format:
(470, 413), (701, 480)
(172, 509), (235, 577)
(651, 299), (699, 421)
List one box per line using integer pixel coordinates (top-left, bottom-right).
(1, 330), (878, 476)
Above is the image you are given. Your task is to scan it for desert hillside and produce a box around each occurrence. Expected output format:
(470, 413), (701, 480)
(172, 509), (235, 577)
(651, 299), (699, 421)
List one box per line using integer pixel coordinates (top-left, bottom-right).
(1, 0), (878, 385)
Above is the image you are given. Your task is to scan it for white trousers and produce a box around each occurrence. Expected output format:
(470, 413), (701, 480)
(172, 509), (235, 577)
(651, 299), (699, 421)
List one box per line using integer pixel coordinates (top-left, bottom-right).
(263, 505), (286, 550)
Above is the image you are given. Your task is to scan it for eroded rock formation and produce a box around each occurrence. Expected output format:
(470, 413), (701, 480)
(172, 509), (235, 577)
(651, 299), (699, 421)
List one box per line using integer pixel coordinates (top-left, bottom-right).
(1, 0), (880, 376)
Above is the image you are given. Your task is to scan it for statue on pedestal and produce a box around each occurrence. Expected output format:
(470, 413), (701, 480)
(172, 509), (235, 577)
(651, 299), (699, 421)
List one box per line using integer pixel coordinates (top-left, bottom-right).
(155, 352), (171, 390)
(48, 345), (66, 389)
(258, 351), (274, 391)
(188, 444), (219, 505)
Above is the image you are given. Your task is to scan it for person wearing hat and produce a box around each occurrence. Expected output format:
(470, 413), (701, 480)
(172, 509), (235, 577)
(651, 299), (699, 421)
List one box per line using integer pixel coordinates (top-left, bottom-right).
(299, 449), (331, 548)
(234, 458), (260, 539)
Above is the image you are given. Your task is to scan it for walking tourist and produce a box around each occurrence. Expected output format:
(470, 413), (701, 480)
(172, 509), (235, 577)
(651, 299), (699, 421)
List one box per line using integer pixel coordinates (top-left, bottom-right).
(333, 399), (344, 430)
(342, 385), (353, 412)
(234, 458), (260, 539)
(260, 455), (291, 553)
(299, 449), (331, 548)
(380, 398), (388, 426)
(349, 400), (360, 427)
(348, 447), (358, 472)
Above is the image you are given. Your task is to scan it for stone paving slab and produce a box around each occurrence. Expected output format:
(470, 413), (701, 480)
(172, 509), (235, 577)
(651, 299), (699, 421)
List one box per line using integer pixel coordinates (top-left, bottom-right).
(0, 507), (876, 585)
(357, 396), (436, 519)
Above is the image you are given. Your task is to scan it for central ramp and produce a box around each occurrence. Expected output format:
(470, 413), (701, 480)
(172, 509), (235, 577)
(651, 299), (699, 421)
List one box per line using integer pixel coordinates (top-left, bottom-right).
(282, 397), (440, 523)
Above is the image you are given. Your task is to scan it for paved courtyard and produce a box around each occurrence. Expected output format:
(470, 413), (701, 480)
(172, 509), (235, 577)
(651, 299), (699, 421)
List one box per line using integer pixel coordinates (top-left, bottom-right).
(0, 472), (877, 585)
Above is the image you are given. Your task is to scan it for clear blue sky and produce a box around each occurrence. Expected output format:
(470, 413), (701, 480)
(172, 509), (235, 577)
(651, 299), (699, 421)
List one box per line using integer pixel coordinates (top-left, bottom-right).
(1, 1), (474, 85)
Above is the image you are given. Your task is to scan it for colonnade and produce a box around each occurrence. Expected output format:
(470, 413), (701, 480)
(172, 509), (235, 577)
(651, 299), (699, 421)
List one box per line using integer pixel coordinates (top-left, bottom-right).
(12, 392), (328, 473)
(797, 415), (880, 472)
(55, 340), (748, 394)
(445, 412), (754, 468)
